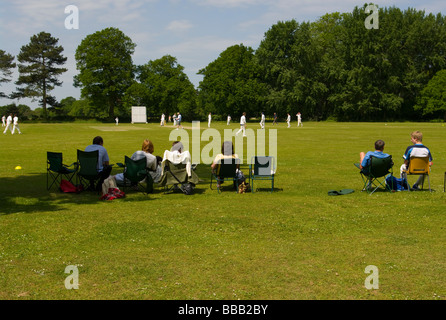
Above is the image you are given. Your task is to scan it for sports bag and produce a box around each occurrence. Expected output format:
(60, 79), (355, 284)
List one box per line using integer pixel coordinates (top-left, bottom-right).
(60, 179), (82, 193)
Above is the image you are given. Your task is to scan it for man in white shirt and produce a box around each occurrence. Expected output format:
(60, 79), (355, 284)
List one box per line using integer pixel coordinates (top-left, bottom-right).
(227, 115), (231, 125)
(160, 113), (165, 126)
(2, 115), (5, 127)
(12, 114), (22, 134)
(236, 112), (247, 137)
(287, 113), (291, 128)
(208, 113), (212, 128)
(3, 114), (13, 134)
(259, 112), (265, 129)
(296, 112), (303, 127)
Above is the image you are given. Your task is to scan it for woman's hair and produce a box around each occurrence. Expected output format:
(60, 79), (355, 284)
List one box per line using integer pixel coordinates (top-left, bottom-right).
(221, 141), (234, 156)
(142, 139), (154, 154)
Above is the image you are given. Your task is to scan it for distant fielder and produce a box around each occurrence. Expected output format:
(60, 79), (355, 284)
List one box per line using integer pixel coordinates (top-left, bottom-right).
(296, 112), (303, 127)
(3, 114), (13, 134)
(259, 112), (265, 129)
(12, 114), (22, 134)
(236, 112), (247, 137)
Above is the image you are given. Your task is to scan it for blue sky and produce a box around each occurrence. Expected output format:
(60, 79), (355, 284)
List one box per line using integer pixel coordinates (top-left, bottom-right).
(0, 0), (444, 109)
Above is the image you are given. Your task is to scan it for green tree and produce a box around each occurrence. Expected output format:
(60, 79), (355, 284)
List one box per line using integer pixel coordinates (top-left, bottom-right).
(68, 98), (105, 119)
(415, 69), (446, 121)
(256, 20), (329, 120)
(74, 27), (136, 119)
(0, 50), (16, 98)
(199, 44), (267, 119)
(134, 55), (197, 119)
(256, 20), (300, 117)
(14, 32), (67, 120)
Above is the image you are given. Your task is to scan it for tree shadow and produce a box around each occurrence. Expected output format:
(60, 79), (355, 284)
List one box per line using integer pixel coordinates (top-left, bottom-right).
(0, 172), (157, 216)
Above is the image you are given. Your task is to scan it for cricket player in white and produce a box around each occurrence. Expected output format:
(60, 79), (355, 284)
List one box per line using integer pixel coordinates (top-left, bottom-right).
(2, 115), (5, 127)
(297, 112), (303, 127)
(3, 114), (13, 134)
(236, 112), (247, 137)
(208, 113), (212, 128)
(287, 113), (291, 128)
(12, 114), (22, 134)
(259, 112), (265, 129)
(227, 114), (231, 125)
(160, 113), (165, 126)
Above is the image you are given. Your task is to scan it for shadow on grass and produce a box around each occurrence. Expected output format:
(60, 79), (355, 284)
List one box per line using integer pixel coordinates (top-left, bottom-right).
(0, 172), (156, 216)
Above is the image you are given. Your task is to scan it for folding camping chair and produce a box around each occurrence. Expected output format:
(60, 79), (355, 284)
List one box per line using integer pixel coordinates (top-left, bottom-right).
(76, 149), (101, 191)
(210, 158), (240, 193)
(118, 156), (152, 194)
(356, 155), (394, 194)
(46, 151), (78, 191)
(249, 156), (275, 193)
(402, 156), (431, 192)
(159, 160), (199, 194)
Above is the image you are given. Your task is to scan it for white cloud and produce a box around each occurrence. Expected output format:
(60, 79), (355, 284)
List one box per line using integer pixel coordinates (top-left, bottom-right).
(192, 0), (269, 8)
(166, 20), (194, 33)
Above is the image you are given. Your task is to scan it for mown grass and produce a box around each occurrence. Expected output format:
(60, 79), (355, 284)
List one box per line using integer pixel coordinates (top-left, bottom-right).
(0, 121), (445, 300)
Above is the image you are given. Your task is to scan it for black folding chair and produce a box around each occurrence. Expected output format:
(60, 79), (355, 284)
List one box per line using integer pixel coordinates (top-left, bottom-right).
(76, 149), (100, 192)
(210, 158), (240, 193)
(357, 155), (394, 194)
(47, 151), (78, 191)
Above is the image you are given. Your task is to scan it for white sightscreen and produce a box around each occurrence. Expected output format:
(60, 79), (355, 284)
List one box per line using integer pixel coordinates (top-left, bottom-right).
(131, 106), (147, 123)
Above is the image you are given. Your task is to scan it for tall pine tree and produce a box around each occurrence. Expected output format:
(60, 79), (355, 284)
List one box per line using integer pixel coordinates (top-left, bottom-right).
(0, 50), (16, 98)
(14, 32), (67, 120)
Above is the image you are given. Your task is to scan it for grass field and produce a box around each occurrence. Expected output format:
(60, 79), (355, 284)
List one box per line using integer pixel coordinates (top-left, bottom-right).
(0, 120), (445, 300)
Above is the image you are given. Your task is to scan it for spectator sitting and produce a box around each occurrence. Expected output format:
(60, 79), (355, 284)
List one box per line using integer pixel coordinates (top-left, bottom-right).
(114, 139), (162, 186)
(161, 141), (193, 177)
(85, 136), (112, 190)
(356, 139), (390, 175)
(399, 130), (433, 190)
(211, 141), (240, 188)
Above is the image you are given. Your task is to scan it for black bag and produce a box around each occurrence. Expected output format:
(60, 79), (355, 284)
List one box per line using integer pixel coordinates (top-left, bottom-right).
(233, 169), (245, 189)
(181, 183), (194, 195)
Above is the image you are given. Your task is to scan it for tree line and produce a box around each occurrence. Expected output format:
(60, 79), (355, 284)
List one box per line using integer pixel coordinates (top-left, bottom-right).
(1, 4), (446, 122)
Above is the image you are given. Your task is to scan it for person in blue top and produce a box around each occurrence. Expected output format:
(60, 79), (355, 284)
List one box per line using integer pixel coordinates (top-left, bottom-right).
(85, 136), (112, 191)
(399, 130), (433, 190)
(176, 112), (183, 130)
(358, 139), (389, 174)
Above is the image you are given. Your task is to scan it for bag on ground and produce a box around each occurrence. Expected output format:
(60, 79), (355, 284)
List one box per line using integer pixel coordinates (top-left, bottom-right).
(60, 179), (80, 193)
(385, 175), (409, 191)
